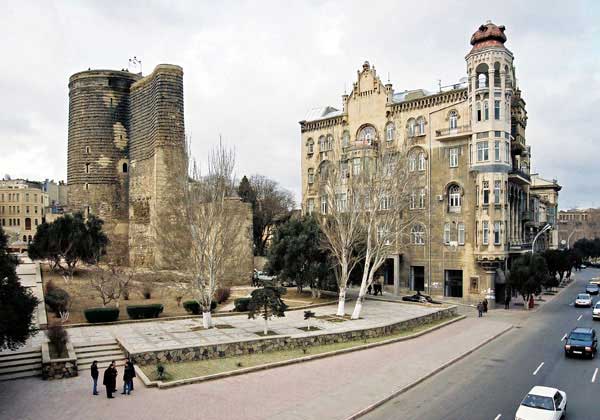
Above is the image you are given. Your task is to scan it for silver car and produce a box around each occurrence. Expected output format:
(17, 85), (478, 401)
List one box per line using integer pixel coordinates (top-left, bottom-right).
(575, 293), (592, 307)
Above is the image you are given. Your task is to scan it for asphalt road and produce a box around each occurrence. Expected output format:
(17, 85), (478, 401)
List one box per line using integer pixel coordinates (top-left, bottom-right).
(363, 268), (600, 420)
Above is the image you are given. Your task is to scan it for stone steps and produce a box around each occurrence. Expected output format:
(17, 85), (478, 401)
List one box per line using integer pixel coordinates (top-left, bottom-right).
(0, 349), (42, 381)
(75, 341), (127, 371)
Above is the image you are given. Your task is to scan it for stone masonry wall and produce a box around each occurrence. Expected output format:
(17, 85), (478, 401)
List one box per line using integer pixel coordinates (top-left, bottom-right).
(128, 306), (457, 366)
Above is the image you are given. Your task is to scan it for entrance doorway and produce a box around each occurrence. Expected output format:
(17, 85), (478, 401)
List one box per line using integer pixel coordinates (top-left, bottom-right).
(444, 270), (463, 297)
(411, 266), (425, 291)
(382, 258), (394, 285)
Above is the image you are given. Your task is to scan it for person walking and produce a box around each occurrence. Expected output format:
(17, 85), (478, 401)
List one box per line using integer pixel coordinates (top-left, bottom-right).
(477, 301), (483, 317)
(91, 360), (99, 395)
(482, 298), (488, 313)
(504, 292), (511, 310)
(103, 361), (117, 399)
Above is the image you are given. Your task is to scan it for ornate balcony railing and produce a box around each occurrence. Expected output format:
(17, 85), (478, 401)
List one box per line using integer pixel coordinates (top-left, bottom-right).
(435, 124), (472, 138)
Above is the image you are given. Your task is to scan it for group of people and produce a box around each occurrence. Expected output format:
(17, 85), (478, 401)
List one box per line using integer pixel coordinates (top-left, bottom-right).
(90, 360), (137, 398)
(476, 298), (489, 317)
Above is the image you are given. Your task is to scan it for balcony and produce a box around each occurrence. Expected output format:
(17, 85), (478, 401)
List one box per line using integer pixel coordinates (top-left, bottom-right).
(435, 124), (472, 140)
(508, 169), (531, 185)
(511, 134), (526, 153)
(508, 241), (532, 253)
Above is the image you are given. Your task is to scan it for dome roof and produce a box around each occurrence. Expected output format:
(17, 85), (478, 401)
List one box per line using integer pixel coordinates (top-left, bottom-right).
(470, 22), (507, 51)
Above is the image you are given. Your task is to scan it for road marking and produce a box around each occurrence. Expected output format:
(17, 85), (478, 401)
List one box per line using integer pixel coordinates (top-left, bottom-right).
(578, 314), (583, 321)
(533, 362), (544, 376)
(562, 334), (567, 341)
(494, 415), (502, 420)
(593, 368), (599, 383)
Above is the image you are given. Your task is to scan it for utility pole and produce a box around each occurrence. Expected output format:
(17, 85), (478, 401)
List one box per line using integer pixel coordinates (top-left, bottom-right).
(531, 224), (551, 254)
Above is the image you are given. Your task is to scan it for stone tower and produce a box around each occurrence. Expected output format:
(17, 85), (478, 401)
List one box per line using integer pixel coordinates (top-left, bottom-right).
(67, 70), (141, 262)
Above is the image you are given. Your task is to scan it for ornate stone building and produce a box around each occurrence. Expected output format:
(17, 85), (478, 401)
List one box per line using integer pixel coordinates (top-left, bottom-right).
(558, 208), (600, 247)
(300, 22), (560, 302)
(66, 64), (253, 284)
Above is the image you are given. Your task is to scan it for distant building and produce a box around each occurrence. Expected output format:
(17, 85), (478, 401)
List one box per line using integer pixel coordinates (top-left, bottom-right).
(530, 174), (561, 249)
(558, 208), (600, 247)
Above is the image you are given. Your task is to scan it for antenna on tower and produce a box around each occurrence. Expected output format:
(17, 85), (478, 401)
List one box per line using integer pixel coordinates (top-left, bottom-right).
(128, 56), (143, 75)
(387, 72), (391, 83)
(438, 79), (442, 93)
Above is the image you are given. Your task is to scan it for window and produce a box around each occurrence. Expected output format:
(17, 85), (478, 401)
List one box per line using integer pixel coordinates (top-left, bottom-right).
(483, 101), (489, 120)
(336, 193), (347, 211)
(494, 140), (500, 161)
(418, 188), (426, 209)
(85, 183), (89, 191)
(410, 191), (416, 210)
(443, 223), (451, 244)
(449, 111), (458, 129)
(482, 221), (489, 245)
(26, 206), (29, 214)
(122, 163), (128, 173)
(320, 195), (328, 214)
(417, 117), (425, 135)
(505, 141), (510, 163)
(380, 194), (392, 210)
(417, 152), (426, 171)
(476, 102), (482, 122)
(353, 158), (361, 175)
(34, 206), (38, 214)
(458, 223), (465, 245)
(494, 100), (500, 120)
(342, 131), (350, 148)
(307, 138), (314, 154)
(408, 119), (415, 137)
(85, 163), (90, 174)
(478, 73), (487, 88)
(483, 181), (490, 205)
(358, 126), (376, 145)
(85, 146), (90, 154)
(25, 193), (29, 202)
(340, 162), (348, 179)
(449, 147), (459, 168)
(307, 168), (315, 184)
(326, 134), (333, 150)
(307, 199), (315, 215)
(494, 221), (501, 245)
(449, 185), (461, 211)
(411, 224), (425, 245)
(318, 135), (326, 150)
(409, 154), (416, 172)
(494, 180), (501, 204)
(34, 219), (38, 226)
(477, 141), (489, 161)
(386, 123), (395, 141)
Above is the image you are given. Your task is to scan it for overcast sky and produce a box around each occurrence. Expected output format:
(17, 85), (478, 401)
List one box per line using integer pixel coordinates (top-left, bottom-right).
(1, 0), (599, 209)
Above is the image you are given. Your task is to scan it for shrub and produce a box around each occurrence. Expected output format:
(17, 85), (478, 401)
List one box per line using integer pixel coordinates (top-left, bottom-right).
(126, 304), (164, 319)
(84, 307), (120, 323)
(156, 362), (166, 380)
(183, 300), (217, 315)
(45, 279), (56, 295)
(234, 297), (251, 312)
(46, 324), (68, 358)
(141, 284), (153, 299)
(215, 287), (231, 304)
(45, 287), (71, 316)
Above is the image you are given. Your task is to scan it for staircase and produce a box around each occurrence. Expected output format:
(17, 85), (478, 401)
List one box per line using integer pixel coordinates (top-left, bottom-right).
(0, 348), (42, 381)
(74, 340), (127, 370)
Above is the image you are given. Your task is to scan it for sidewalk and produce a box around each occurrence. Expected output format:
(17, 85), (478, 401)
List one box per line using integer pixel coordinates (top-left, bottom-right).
(0, 316), (512, 420)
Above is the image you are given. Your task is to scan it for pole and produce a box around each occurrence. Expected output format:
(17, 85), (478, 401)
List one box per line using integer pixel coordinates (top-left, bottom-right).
(567, 229), (579, 249)
(531, 224), (551, 254)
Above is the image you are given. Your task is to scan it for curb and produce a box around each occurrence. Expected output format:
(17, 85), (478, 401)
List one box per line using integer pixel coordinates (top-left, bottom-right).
(138, 314), (466, 389)
(343, 323), (514, 420)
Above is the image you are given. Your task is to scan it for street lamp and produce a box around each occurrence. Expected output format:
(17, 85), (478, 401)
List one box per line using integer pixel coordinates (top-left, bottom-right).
(566, 229), (580, 249)
(531, 224), (551, 254)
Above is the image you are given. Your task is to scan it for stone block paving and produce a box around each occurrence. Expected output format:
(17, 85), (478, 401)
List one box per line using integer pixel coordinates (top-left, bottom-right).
(64, 300), (439, 353)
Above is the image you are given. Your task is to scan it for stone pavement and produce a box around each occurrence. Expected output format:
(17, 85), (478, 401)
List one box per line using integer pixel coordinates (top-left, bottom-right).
(0, 315), (512, 420)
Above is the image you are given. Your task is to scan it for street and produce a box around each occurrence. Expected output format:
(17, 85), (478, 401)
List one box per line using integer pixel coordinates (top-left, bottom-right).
(364, 268), (600, 420)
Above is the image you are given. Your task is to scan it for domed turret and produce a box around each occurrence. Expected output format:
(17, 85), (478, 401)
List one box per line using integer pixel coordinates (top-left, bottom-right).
(470, 21), (507, 52)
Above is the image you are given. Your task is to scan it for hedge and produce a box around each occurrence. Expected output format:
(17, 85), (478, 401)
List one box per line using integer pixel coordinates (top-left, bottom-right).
(183, 300), (217, 315)
(84, 307), (120, 323)
(126, 304), (164, 319)
(234, 297), (251, 312)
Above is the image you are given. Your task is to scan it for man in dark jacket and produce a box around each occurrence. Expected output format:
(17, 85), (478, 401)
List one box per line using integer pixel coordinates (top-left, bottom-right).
(121, 361), (136, 395)
(91, 360), (99, 395)
(103, 361), (117, 398)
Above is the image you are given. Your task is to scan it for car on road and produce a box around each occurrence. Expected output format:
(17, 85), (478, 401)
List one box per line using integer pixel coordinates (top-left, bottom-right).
(585, 283), (599, 295)
(589, 277), (600, 285)
(593, 302), (600, 320)
(515, 386), (567, 420)
(564, 327), (597, 358)
(580, 264), (587, 269)
(575, 293), (592, 307)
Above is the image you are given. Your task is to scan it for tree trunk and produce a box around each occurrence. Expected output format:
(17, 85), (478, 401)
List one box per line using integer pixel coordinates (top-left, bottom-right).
(337, 287), (347, 316)
(202, 311), (213, 329)
(264, 316), (269, 335)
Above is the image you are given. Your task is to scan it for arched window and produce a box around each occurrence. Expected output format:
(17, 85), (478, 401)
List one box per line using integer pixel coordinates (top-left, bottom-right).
(25, 217), (31, 230)
(357, 126), (376, 145)
(28, 235), (32, 243)
(483, 101), (489, 120)
(411, 224), (425, 245)
(122, 162), (128, 173)
(307, 168), (315, 184)
(407, 119), (416, 137)
(448, 184), (461, 212)
(320, 194), (328, 214)
(417, 152), (426, 171)
(342, 131), (350, 148)
(493, 62), (501, 87)
(478, 73), (486, 88)
(386, 123), (395, 141)
(476, 102), (482, 122)
(417, 117), (425, 135)
(85, 163), (90, 174)
(318, 135), (326, 150)
(505, 65), (512, 88)
(449, 111), (458, 130)
(409, 154), (416, 172)
(326, 134), (334, 150)
(22, 235), (26, 242)
(476, 63), (489, 89)
(319, 161), (332, 183)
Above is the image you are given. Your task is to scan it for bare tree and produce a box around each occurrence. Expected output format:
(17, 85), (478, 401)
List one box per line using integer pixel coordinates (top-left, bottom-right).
(89, 264), (134, 308)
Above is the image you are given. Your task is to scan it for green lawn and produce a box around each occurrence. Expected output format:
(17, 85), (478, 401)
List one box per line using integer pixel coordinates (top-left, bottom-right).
(141, 315), (459, 382)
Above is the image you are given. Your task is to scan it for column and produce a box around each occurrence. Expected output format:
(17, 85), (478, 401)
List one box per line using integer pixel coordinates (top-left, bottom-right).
(393, 254), (400, 296)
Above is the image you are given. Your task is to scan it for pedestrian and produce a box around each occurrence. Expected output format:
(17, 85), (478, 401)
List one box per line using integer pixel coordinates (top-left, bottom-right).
(128, 359), (136, 392)
(367, 284), (372, 295)
(91, 360), (99, 395)
(121, 361), (134, 395)
(482, 298), (488, 313)
(477, 301), (483, 317)
(103, 361), (117, 399)
(504, 292), (511, 310)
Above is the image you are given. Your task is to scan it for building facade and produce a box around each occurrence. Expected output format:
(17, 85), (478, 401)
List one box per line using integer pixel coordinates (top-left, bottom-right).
(300, 22), (560, 302)
(558, 208), (600, 247)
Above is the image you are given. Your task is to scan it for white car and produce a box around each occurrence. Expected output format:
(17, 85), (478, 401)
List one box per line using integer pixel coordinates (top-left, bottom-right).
(575, 293), (592, 307)
(590, 277), (600, 285)
(515, 386), (567, 420)
(593, 302), (600, 320)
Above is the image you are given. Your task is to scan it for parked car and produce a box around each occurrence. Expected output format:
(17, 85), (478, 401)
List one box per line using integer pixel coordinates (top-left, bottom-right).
(580, 264), (587, 269)
(564, 327), (597, 358)
(515, 386), (566, 420)
(586, 283), (600, 295)
(575, 293), (592, 307)
(592, 302), (600, 320)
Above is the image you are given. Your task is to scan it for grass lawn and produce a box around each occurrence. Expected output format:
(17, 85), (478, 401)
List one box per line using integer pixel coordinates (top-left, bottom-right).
(140, 315), (458, 382)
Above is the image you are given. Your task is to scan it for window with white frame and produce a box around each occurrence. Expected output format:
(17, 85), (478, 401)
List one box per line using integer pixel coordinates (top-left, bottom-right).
(505, 141), (510, 163)
(443, 223), (451, 244)
(448, 185), (461, 211)
(318, 135), (326, 150)
(449, 147), (459, 168)
(494, 100), (501, 120)
(307, 198), (315, 215)
(418, 188), (426, 209)
(483, 101), (489, 120)
(386, 123), (395, 141)
(417, 152), (426, 171)
(494, 140), (500, 161)
(342, 131), (350, 148)
(336, 193), (347, 211)
(307, 138), (314, 154)
(352, 158), (361, 176)
(307, 168), (315, 184)
(494, 221), (501, 245)
(482, 221), (489, 245)
(340, 162), (348, 179)
(380, 193), (392, 210)
(411, 224), (425, 245)
(483, 181), (490, 205)
(358, 126), (376, 145)
(410, 191), (416, 209)
(320, 194), (328, 214)
(458, 222), (465, 245)
(417, 117), (425, 135)
(408, 119), (415, 137)
(477, 141), (489, 161)
(409, 154), (416, 172)
(326, 134), (333, 150)
(449, 111), (458, 129)
(494, 180), (501, 204)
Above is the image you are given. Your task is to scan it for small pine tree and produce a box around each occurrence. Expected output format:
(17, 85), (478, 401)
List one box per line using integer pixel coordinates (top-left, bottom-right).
(247, 282), (288, 335)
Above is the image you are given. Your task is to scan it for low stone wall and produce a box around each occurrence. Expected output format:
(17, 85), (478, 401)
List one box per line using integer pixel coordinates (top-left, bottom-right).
(41, 342), (78, 380)
(128, 306), (457, 366)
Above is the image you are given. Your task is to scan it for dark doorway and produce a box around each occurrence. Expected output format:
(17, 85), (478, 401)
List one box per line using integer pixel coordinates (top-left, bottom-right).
(383, 258), (394, 285)
(411, 266), (425, 291)
(445, 270), (463, 297)
(25, 218), (31, 230)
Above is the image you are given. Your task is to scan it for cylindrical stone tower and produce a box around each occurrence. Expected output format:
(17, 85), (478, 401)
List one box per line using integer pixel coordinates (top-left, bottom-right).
(67, 69), (141, 263)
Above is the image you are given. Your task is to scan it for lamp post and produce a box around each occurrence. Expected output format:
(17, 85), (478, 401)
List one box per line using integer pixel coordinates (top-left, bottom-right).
(531, 224), (551, 254)
(566, 229), (580, 249)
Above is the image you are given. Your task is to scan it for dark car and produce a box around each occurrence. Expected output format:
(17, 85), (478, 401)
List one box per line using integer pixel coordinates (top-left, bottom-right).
(565, 327), (597, 358)
(586, 284), (600, 295)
